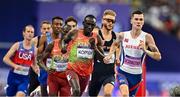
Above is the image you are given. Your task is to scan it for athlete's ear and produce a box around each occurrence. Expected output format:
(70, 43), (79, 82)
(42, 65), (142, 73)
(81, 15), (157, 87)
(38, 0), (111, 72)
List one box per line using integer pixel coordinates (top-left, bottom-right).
(130, 18), (133, 25)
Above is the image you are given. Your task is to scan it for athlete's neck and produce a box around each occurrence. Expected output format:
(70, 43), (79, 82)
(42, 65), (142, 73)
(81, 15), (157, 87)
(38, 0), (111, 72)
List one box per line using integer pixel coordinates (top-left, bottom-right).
(83, 31), (92, 37)
(131, 29), (141, 38)
(101, 26), (112, 35)
(51, 32), (59, 40)
(23, 39), (31, 46)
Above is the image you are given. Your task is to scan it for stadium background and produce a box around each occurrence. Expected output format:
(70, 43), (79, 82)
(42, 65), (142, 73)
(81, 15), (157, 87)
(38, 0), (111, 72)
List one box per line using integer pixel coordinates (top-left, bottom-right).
(0, 0), (180, 96)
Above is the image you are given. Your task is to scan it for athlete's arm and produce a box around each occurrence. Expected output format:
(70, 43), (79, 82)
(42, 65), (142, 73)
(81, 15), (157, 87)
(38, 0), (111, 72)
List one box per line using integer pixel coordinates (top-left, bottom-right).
(92, 34), (105, 60)
(140, 33), (161, 61)
(37, 42), (54, 71)
(115, 45), (121, 66)
(109, 33), (123, 57)
(63, 29), (77, 44)
(104, 32), (123, 63)
(31, 47), (39, 74)
(37, 35), (46, 54)
(3, 42), (21, 70)
(61, 29), (77, 53)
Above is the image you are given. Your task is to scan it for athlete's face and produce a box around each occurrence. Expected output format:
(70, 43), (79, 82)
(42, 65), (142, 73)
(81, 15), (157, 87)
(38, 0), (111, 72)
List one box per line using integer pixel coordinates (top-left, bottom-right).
(40, 23), (52, 35)
(131, 14), (144, 30)
(102, 15), (115, 30)
(23, 26), (34, 41)
(83, 17), (96, 36)
(52, 19), (63, 34)
(67, 21), (77, 31)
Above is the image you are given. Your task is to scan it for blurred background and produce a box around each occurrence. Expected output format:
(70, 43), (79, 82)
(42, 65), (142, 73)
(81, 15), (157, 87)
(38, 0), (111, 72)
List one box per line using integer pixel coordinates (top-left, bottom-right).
(0, 0), (180, 96)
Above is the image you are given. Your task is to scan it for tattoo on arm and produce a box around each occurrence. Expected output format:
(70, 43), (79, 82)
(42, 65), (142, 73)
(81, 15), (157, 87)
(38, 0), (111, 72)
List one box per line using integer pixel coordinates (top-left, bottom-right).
(149, 45), (158, 52)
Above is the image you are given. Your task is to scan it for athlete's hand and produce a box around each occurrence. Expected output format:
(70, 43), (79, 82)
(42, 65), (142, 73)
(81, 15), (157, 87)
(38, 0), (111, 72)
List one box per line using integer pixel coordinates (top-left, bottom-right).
(33, 65), (40, 75)
(61, 46), (67, 54)
(14, 64), (23, 70)
(103, 56), (111, 64)
(47, 68), (56, 74)
(62, 24), (71, 34)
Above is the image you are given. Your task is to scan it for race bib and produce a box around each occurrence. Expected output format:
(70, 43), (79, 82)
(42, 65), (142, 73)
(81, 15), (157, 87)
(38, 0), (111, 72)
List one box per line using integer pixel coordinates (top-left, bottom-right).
(55, 62), (68, 72)
(77, 48), (94, 59)
(104, 52), (115, 64)
(124, 55), (141, 67)
(14, 66), (30, 75)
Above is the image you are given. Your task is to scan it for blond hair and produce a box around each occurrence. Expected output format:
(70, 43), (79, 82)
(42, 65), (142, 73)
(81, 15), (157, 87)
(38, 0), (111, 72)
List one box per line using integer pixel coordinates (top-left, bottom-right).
(103, 9), (116, 17)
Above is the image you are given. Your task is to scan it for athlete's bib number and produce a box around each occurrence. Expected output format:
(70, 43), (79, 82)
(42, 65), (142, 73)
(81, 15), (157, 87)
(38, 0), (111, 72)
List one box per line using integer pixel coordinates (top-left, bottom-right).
(14, 66), (30, 75)
(46, 58), (68, 71)
(104, 52), (115, 64)
(55, 62), (68, 72)
(77, 48), (94, 59)
(124, 55), (141, 67)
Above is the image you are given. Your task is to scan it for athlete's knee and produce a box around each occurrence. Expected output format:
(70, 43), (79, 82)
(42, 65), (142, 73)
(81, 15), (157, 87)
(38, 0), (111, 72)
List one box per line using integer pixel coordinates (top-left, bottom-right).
(104, 83), (114, 97)
(104, 93), (111, 97)
(16, 91), (26, 97)
(40, 85), (48, 96)
(72, 88), (80, 96)
(120, 84), (129, 97)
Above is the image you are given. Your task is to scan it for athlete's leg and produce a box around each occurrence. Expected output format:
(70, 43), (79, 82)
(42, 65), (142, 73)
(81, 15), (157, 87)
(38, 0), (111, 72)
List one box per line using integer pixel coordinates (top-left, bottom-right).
(119, 84), (129, 97)
(66, 70), (81, 96)
(48, 74), (58, 96)
(103, 75), (115, 97)
(79, 75), (90, 96)
(88, 76), (102, 97)
(117, 72), (129, 97)
(17, 76), (29, 97)
(6, 82), (17, 96)
(128, 74), (142, 97)
(40, 85), (48, 96)
(59, 78), (71, 96)
(38, 68), (48, 96)
(28, 67), (39, 95)
(16, 91), (26, 97)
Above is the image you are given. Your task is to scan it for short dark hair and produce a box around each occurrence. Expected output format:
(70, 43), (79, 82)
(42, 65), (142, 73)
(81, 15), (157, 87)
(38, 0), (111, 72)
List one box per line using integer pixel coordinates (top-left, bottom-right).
(131, 10), (143, 18)
(65, 16), (77, 25)
(40, 20), (51, 28)
(52, 16), (63, 23)
(84, 15), (96, 22)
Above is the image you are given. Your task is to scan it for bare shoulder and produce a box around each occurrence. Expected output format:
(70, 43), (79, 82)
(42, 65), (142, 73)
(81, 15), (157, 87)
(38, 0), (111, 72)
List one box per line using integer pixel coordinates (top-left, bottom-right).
(39, 35), (47, 45)
(7, 42), (19, 53)
(117, 32), (124, 41)
(145, 33), (153, 38)
(32, 36), (38, 46)
(12, 42), (20, 49)
(32, 36), (38, 41)
(145, 32), (155, 42)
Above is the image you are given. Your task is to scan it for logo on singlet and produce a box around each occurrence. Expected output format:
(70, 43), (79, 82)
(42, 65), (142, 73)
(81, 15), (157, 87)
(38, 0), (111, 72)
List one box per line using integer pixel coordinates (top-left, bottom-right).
(18, 52), (32, 60)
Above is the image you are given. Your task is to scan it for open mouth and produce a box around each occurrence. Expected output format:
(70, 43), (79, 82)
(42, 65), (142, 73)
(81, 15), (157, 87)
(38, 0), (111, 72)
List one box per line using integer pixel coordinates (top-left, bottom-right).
(137, 25), (141, 27)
